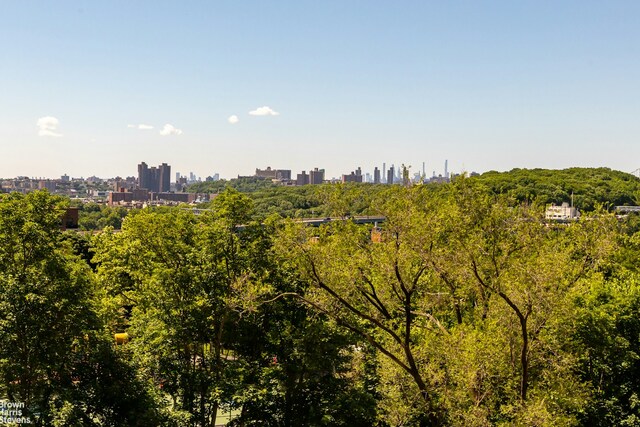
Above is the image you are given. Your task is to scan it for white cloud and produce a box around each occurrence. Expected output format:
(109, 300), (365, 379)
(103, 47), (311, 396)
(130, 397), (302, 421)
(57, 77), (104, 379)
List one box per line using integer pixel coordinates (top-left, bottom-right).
(128, 124), (154, 130)
(159, 124), (183, 136)
(249, 106), (280, 116)
(228, 115), (239, 124)
(37, 116), (62, 137)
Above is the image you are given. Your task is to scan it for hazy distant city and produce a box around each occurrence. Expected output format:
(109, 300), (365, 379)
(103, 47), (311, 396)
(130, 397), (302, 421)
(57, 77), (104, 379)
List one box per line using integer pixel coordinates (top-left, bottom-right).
(0, 159), (477, 207)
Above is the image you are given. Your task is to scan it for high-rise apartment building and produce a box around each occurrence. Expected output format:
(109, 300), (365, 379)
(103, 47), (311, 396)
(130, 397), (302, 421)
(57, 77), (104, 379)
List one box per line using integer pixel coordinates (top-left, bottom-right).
(138, 162), (149, 189)
(255, 167), (291, 181)
(387, 166), (395, 185)
(342, 167), (363, 183)
(138, 161), (171, 192)
(296, 171), (310, 186)
(309, 168), (325, 184)
(158, 163), (171, 192)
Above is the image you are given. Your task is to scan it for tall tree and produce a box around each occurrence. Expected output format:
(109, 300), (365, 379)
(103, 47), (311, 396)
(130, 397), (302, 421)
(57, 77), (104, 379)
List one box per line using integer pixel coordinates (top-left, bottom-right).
(0, 191), (160, 426)
(0, 191), (92, 420)
(93, 189), (268, 426)
(277, 185), (456, 424)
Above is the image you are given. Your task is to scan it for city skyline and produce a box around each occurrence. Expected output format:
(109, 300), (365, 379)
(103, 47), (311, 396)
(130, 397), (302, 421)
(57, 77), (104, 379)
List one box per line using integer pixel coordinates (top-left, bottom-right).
(0, 158), (456, 183)
(2, 1), (640, 179)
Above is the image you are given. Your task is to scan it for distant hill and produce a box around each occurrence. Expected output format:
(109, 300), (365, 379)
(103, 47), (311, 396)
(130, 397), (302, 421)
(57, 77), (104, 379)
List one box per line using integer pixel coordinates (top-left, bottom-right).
(472, 167), (640, 211)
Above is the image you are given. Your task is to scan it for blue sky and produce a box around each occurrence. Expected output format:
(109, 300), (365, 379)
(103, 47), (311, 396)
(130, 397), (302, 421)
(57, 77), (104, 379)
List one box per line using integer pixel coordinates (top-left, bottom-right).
(1, 1), (639, 179)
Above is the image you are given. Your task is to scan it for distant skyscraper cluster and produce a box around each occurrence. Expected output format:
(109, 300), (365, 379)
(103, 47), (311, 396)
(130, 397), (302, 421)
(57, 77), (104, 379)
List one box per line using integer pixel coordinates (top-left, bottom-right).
(249, 160), (455, 186)
(107, 161), (212, 207)
(137, 159), (459, 194)
(340, 160), (453, 185)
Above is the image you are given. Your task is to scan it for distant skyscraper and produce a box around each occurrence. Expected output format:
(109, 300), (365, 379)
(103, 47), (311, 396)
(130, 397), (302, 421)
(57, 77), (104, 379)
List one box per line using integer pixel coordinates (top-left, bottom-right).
(159, 163), (171, 192)
(383, 163), (386, 183)
(374, 167), (380, 184)
(342, 168), (363, 183)
(309, 168), (324, 184)
(149, 166), (159, 191)
(138, 161), (171, 192)
(175, 172), (180, 183)
(297, 171), (309, 185)
(138, 162), (149, 189)
(444, 160), (448, 179)
(387, 166), (395, 185)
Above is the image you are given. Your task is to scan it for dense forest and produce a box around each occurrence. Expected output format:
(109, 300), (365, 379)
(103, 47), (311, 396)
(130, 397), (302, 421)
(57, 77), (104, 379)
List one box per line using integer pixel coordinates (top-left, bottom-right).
(473, 167), (640, 210)
(3, 170), (640, 425)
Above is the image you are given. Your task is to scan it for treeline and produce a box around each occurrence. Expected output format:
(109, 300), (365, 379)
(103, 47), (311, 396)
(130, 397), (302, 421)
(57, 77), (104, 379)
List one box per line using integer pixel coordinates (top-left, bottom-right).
(472, 167), (640, 210)
(2, 177), (640, 425)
